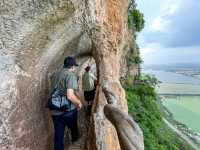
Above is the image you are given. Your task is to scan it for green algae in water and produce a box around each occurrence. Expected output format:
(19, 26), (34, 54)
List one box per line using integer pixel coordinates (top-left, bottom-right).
(162, 96), (200, 132)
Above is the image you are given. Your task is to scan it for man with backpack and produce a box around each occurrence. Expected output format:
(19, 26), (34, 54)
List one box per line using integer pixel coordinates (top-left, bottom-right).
(50, 56), (82, 150)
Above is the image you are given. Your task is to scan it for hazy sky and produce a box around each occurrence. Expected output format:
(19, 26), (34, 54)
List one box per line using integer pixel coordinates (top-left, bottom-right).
(136, 0), (200, 65)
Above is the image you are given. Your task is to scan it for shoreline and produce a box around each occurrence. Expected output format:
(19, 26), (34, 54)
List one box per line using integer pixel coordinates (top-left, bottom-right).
(173, 71), (200, 80)
(157, 97), (200, 149)
(163, 118), (199, 150)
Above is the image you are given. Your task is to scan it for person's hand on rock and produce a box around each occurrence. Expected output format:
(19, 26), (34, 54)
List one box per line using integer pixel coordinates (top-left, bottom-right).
(77, 102), (82, 111)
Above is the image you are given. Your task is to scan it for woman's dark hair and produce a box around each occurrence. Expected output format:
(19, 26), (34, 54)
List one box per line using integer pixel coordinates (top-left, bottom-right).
(85, 66), (91, 72)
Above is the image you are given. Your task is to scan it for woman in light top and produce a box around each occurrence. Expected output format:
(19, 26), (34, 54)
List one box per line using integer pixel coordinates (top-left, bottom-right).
(82, 66), (97, 115)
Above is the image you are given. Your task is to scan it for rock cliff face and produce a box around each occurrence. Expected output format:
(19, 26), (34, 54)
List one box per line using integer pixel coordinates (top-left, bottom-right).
(0, 0), (143, 150)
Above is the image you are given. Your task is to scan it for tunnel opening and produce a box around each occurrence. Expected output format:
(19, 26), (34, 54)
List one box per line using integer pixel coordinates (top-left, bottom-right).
(47, 55), (97, 150)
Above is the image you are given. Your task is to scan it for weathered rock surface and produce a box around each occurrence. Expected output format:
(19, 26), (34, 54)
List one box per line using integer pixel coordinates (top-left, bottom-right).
(104, 104), (144, 150)
(0, 0), (144, 150)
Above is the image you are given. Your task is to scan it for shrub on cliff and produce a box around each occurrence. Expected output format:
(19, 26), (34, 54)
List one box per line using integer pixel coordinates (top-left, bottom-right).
(128, 8), (145, 33)
(127, 51), (143, 65)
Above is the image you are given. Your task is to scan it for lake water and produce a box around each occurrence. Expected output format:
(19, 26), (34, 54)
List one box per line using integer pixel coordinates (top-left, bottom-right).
(144, 69), (200, 133)
(144, 69), (200, 85)
(163, 96), (200, 132)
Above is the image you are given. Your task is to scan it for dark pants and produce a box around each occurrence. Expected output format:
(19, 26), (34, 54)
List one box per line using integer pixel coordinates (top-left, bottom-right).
(52, 109), (78, 150)
(84, 88), (96, 102)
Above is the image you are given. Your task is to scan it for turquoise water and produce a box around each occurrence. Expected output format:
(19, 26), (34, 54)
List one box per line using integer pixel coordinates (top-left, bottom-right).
(162, 96), (200, 132)
(144, 69), (200, 132)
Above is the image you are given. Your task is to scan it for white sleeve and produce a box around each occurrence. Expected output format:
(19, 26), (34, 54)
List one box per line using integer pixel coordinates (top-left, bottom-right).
(90, 73), (97, 80)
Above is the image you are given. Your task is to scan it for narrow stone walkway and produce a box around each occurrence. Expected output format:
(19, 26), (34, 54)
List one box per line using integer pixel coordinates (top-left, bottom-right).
(65, 108), (89, 150)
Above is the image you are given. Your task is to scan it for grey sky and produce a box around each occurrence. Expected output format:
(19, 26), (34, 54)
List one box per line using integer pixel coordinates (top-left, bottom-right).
(136, 0), (200, 65)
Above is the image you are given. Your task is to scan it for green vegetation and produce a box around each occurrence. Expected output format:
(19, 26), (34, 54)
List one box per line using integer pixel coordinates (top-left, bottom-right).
(127, 50), (143, 65)
(126, 2), (144, 77)
(138, 74), (161, 87)
(125, 75), (193, 150)
(122, 74), (135, 87)
(128, 8), (145, 32)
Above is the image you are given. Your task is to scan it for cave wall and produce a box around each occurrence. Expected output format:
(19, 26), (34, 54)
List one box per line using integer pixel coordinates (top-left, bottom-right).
(0, 1), (92, 149)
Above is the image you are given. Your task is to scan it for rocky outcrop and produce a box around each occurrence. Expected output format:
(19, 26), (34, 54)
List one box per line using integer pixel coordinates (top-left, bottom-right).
(85, 1), (143, 149)
(0, 0), (143, 150)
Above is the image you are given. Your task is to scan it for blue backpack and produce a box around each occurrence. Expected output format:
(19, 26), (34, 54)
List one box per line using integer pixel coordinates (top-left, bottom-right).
(47, 88), (71, 111)
(47, 73), (72, 111)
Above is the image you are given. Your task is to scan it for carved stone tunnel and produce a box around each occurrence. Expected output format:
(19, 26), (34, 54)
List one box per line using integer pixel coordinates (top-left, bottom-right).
(0, 0), (144, 150)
